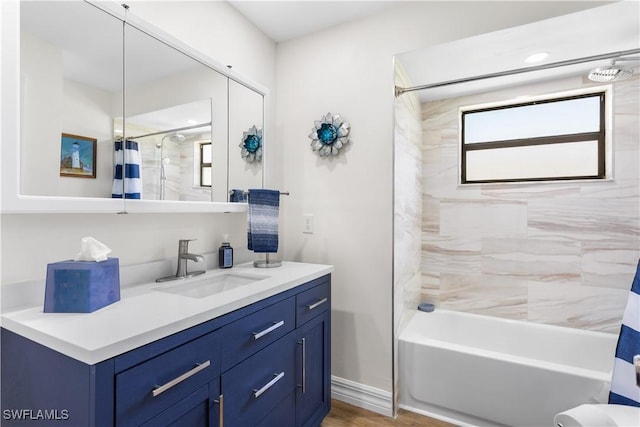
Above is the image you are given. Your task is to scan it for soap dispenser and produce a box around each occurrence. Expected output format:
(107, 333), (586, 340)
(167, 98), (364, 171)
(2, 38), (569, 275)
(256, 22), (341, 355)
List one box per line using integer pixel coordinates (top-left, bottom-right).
(218, 235), (233, 269)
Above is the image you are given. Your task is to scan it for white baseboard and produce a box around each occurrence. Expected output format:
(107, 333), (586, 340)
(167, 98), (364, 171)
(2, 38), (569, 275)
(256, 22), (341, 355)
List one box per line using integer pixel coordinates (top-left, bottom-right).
(330, 375), (393, 417)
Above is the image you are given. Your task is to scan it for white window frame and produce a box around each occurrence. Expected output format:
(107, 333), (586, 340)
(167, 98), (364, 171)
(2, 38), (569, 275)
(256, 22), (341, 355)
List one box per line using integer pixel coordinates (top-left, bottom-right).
(458, 85), (613, 185)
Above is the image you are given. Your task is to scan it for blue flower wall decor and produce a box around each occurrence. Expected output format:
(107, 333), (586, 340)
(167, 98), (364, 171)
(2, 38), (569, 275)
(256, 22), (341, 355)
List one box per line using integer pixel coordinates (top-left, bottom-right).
(240, 125), (263, 163)
(308, 112), (350, 156)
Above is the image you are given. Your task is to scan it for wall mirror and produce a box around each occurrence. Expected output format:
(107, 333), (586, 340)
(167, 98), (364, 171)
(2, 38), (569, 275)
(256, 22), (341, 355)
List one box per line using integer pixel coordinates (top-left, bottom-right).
(229, 79), (264, 193)
(121, 19), (229, 202)
(20, 0), (123, 200)
(9, 0), (265, 212)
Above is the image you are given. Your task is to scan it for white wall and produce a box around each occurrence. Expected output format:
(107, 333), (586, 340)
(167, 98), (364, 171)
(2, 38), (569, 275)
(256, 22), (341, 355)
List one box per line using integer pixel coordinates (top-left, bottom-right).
(276, 0), (611, 404)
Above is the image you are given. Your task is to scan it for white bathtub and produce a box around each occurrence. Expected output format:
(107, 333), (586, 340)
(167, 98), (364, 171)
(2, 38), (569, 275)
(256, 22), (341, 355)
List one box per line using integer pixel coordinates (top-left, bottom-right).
(399, 309), (618, 427)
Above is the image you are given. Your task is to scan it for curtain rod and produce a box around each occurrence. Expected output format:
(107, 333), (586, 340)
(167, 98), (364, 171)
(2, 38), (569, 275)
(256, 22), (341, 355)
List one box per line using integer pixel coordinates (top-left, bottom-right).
(230, 190), (290, 196)
(127, 121), (212, 140)
(395, 48), (640, 97)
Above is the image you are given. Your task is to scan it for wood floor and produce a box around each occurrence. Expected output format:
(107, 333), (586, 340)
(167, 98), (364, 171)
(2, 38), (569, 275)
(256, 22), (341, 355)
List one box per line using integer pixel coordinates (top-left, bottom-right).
(321, 400), (456, 427)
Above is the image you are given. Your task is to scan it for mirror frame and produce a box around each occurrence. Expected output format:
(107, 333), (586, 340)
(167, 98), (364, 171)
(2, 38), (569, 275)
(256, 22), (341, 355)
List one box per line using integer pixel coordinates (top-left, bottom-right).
(1, 0), (268, 213)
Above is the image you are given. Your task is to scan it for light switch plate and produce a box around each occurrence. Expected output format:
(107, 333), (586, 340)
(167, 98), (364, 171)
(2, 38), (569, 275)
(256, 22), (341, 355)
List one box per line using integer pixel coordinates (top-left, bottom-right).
(303, 214), (314, 234)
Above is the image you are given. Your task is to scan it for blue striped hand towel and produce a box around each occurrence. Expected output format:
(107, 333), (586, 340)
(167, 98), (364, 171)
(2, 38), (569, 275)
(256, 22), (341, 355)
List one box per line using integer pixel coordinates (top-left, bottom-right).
(608, 259), (640, 407)
(247, 189), (280, 253)
(112, 140), (142, 199)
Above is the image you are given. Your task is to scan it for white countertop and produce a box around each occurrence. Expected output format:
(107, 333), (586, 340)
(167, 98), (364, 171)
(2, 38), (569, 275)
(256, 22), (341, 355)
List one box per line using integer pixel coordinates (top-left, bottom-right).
(1, 262), (333, 365)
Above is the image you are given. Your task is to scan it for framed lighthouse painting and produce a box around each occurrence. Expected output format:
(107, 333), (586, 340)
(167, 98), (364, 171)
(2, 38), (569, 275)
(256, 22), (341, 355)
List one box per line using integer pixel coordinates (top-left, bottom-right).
(60, 133), (96, 178)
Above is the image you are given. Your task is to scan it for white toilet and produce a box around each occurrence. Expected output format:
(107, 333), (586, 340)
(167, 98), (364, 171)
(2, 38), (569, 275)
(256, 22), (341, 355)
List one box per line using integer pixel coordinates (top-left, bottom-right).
(554, 404), (640, 427)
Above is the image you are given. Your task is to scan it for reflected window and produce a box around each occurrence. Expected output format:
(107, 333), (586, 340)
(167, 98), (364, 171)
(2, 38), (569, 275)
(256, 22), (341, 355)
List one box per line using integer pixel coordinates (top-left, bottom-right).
(460, 89), (608, 184)
(199, 142), (212, 187)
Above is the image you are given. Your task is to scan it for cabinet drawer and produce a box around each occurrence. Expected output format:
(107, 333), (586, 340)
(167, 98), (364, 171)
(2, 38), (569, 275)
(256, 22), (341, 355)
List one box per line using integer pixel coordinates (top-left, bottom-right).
(139, 385), (210, 427)
(296, 281), (330, 327)
(115, 331), (219, 426)
(220, 296), (295, 371)
(222, 332), (296, 427)
(256, 392), (295, 427)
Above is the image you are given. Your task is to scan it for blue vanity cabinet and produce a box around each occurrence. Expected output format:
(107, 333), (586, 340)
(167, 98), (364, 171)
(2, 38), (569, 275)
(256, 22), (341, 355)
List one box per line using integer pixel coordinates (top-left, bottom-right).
(295, 281), (331, 427)
(0, 273), (331, 427)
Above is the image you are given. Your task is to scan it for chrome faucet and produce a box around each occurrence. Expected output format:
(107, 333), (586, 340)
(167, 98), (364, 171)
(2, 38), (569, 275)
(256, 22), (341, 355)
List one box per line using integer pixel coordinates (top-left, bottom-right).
(176, 239), (205, 277)
(156, 239), (206, 282)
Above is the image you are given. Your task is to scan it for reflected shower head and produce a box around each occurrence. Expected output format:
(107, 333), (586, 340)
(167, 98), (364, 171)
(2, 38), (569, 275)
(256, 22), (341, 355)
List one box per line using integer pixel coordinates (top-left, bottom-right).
(588, 60), (634, 82)
(161, 132), (186, 144)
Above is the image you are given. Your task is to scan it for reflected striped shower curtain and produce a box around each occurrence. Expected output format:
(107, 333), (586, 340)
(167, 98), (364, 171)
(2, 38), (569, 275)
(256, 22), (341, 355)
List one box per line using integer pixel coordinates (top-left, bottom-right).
(111, 140), (142, 199)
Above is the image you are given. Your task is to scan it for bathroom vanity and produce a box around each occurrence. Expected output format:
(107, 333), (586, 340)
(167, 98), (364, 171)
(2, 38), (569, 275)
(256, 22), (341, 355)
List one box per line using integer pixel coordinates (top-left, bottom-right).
(1, 262), (332, 426)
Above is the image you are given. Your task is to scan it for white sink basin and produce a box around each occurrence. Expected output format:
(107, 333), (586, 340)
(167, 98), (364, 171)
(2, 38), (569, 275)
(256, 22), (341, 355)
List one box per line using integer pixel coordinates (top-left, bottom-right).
(154, 272), (269, 298)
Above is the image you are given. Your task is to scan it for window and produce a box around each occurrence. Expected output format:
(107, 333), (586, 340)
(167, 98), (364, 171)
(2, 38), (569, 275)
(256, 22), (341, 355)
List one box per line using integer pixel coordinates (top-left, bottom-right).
(199, 142), (212, 187)
(460, 88), (609, 184)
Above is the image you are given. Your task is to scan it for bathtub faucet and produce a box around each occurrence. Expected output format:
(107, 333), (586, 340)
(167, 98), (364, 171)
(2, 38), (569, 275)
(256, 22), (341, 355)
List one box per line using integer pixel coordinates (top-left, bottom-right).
(156, 239), (206, 282)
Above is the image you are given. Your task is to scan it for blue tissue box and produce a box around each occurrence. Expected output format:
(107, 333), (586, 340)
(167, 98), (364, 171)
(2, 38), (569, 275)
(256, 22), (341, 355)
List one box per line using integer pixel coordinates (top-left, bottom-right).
(44, 258), (120, 313)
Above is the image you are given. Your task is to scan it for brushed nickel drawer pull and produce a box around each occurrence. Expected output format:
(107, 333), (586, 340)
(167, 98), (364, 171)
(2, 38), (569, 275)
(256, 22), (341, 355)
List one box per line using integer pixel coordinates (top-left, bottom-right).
(298, 338), (306, 394)
(307, 297), (328, 310)
(213, 394), (224, 427)
(253, 372), (285, 398)
(253, 320), (285, 340)
(152, 360), (211, 397)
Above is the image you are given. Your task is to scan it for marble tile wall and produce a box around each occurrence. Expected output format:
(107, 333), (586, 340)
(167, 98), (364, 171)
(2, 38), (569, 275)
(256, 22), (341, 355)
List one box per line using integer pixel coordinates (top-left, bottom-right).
(394, 62), (423, 331)
(139, 136), (211, 201)
(393, 61), (423, 413)
(420, 73), (640, 333)
(140, 136), (178, 200)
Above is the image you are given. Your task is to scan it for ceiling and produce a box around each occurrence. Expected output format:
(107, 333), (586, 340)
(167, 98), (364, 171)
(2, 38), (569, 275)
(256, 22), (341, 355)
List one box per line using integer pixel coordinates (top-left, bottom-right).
(397, 1), (639, 101)
(227, 0), (404, 42)
(227, 1), (639, 102)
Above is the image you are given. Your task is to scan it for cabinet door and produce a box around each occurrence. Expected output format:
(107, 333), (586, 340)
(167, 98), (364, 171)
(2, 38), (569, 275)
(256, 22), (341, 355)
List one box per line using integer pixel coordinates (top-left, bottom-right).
(296, 311), (331, 427)
(140, 381), (220, 427)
